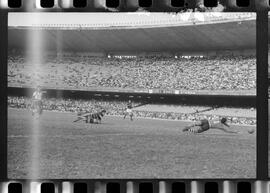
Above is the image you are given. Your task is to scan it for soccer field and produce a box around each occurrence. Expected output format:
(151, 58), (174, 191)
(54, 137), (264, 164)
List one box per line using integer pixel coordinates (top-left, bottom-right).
(8, 108), (256, 179)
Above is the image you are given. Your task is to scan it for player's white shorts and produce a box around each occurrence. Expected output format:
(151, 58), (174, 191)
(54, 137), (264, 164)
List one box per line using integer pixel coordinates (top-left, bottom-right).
(126, 109), (132, 113)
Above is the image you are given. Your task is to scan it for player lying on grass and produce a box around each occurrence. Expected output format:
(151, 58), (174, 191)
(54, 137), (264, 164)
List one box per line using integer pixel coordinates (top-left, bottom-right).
(182, 117), (238, 134)
(73, 109), (106, 124)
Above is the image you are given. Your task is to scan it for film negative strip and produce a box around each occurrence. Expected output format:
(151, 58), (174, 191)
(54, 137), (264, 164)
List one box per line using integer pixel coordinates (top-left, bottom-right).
(0, 180), (270, 193)
(0, 0), (269, 11)
(0, 0), (269, 193)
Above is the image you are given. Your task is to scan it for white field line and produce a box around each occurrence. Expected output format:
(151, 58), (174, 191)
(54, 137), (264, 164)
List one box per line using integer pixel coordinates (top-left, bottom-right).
(8, 108), (256, 127)
(106, 115), (256, 127)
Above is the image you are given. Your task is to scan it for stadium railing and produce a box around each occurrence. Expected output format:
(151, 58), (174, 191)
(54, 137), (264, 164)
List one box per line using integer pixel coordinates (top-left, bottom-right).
(8, 84), (256, 96)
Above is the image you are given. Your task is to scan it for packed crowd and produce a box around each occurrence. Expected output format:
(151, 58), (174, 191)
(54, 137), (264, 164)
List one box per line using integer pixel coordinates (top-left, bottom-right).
(8, 54), (256, 92)
(8, 96), (133, 115)
(8, 96), (256, 125)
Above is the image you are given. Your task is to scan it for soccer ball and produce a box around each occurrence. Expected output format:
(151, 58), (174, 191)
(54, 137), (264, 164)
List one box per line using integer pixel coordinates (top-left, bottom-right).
(248, 128), (255, 134)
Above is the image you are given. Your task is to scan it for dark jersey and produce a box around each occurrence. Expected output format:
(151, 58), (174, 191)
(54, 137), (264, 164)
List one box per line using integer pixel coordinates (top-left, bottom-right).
(200, 119), (210, 131)
(127, 102), (132, 109)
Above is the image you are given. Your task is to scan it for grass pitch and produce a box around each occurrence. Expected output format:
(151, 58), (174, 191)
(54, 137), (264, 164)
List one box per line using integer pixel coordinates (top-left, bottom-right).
(8, 108), (256, 179)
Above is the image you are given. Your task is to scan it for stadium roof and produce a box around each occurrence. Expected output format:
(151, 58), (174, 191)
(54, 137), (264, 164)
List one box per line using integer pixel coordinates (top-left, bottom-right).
(8, 12), (256, 53)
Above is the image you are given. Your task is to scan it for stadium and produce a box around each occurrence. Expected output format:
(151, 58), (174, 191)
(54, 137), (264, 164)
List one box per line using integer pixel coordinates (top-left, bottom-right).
(8, 12), (256, 179)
